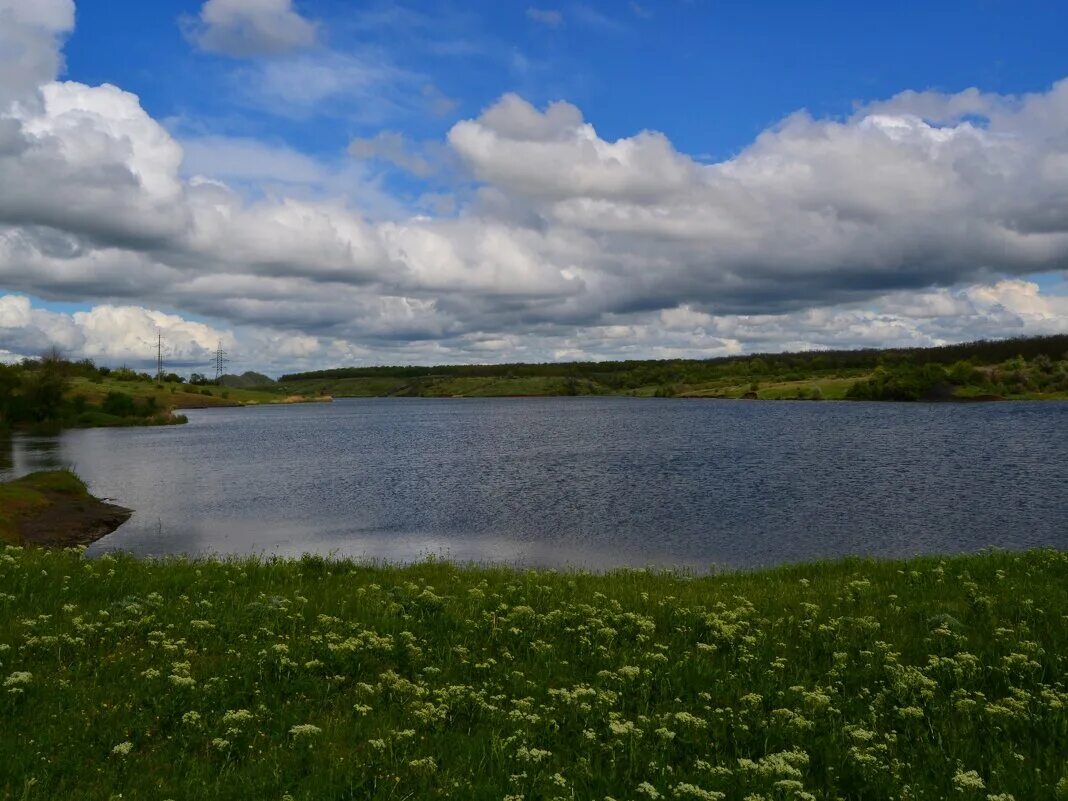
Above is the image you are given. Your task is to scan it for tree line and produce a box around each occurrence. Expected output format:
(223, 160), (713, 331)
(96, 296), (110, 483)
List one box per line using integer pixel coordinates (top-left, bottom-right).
(280, 334), (1068, 391)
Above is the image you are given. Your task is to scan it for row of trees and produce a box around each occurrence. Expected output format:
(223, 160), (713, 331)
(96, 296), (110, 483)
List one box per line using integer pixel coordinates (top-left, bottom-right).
(846, 355), (1068, 400)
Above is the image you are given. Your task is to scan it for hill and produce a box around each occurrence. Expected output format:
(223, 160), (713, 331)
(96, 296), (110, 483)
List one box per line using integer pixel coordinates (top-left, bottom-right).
(218, 371), (277, 389)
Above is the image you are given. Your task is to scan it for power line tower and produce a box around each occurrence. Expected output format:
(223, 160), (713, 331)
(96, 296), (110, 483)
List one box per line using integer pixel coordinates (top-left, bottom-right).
(156, 330), (164, 383)
(213, 341), (229, 382)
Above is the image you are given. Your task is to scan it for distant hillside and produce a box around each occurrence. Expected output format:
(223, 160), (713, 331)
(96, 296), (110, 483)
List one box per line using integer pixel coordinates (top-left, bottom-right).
(218, 371), (277, 389)
(281, 334), (1068, 382)
(276, 334), (1068, 402)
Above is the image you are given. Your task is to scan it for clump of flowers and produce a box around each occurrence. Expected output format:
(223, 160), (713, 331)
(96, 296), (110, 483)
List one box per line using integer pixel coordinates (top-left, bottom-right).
(3, 671), (32, 689)
(289, 724), (322, 739)
(110, 741), (133, 757)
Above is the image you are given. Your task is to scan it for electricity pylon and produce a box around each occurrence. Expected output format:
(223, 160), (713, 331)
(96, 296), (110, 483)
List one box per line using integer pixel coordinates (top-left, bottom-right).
(213, 341), (229, 381)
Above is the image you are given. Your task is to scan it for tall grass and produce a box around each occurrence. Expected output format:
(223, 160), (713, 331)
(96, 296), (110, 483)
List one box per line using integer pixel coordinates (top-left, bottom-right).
(1, 548), (1066, 799)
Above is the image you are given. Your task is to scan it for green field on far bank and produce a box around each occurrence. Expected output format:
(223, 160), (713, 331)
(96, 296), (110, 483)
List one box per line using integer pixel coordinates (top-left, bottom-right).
(68, 375), (287, 412)
(277, 334), (1068, 401)
(1, 547), (1066, 799)
(3, 335), (1067, 433)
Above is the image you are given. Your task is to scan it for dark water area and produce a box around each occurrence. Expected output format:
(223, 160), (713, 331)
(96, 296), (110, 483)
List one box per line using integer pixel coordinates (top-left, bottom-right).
(2, 397), (1065, 569)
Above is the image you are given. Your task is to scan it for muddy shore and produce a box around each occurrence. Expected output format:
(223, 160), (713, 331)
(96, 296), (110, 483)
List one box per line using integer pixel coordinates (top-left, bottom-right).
(0, 471), (131, 547)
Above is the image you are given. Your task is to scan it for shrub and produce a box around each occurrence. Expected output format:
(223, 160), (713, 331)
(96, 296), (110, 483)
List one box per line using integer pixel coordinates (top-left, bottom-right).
(101, 391), (136, 417)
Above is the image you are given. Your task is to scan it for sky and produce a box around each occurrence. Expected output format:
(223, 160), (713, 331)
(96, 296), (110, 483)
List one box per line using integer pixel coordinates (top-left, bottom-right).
(1, 0), (1067, 375)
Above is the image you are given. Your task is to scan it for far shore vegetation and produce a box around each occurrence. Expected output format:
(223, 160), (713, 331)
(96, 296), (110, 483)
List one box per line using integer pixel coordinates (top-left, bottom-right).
(0, 546), (1065, 799)
(1, 335), (1065, 434)
(277, 334), (1068, 401)
(0, 350), (321, 432)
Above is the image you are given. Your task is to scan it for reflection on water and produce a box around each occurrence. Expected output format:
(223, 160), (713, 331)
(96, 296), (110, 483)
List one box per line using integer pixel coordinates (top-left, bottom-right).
(0, 434), (66, 478)
(2, 397), (1066, 570)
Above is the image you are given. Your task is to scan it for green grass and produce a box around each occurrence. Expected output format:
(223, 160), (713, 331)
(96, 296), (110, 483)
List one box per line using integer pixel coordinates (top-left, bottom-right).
(280, 368), (1068, 401)
(68, 377), (286, 410)
(0, 470), (88, 544)
(277, 375), (611, 398)
(676, 376), (861, 400)
(1, 548), (1066, 799)
(61, 378), (327, 429)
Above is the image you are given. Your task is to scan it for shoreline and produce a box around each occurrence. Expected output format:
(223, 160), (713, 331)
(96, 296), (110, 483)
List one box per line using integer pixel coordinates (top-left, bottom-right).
(0, 471), (130, 547)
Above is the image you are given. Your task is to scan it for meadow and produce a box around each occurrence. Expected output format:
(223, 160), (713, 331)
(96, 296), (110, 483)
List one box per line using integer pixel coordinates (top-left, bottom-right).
(1, 547), (1066, 800)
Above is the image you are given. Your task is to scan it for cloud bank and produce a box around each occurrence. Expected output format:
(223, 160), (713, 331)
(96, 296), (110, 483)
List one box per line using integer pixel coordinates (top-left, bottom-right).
(0, 0), (1065, 373)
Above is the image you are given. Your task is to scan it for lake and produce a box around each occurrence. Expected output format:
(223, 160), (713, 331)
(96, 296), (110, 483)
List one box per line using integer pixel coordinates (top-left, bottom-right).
(2, 397), (1066, 569)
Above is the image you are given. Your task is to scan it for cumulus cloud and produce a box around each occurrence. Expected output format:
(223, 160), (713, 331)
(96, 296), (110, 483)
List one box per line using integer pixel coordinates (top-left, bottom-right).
(0, 82), (187, 248)
(0, 295), (230, 367)
(0, 2), (1066, 370)
(0, 0), (74, 107)
(7, 278), (1065, 374)
(184, 0), (317, 58)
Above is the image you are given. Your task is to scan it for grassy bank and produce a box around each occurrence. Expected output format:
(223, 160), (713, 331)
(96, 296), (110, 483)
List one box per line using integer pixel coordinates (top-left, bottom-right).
(1, 548), (1065, 799)
(67, 375), (299, 419)
(0, 470), (87, 544)
(0, 471), (129, 546)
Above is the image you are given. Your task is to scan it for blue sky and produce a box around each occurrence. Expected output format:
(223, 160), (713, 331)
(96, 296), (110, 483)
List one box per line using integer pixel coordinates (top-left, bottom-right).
(0, 0), (1067, 371)
(65, 1), (1068, 162)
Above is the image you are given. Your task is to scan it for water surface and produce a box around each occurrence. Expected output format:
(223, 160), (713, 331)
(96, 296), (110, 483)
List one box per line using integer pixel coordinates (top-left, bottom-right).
(2, 397), (1065, 569)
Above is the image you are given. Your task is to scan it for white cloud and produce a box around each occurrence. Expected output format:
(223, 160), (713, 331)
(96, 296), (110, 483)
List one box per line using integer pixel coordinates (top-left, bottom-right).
(231, 49), (419, 124)
(4, 279), (1066, 374)
(72, 305), (232, 364)
(1, 81), (187, 246)
(450, 95), (695, 200)
(180, 135), (328, 187)
(185, 0), (317, 58)
(0, 0), (74, 107)
(182, 1), (434, 125)
(0, 3), (1067, 369)
(0, 296), (228, 367)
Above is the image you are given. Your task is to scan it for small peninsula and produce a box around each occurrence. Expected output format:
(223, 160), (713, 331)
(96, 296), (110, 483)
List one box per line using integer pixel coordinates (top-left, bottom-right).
(0, 470), (130, 547)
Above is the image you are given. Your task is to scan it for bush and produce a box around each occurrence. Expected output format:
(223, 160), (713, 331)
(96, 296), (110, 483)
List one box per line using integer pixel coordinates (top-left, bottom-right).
(101, 391), (136, 417)
(847, 364), (949, 401)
